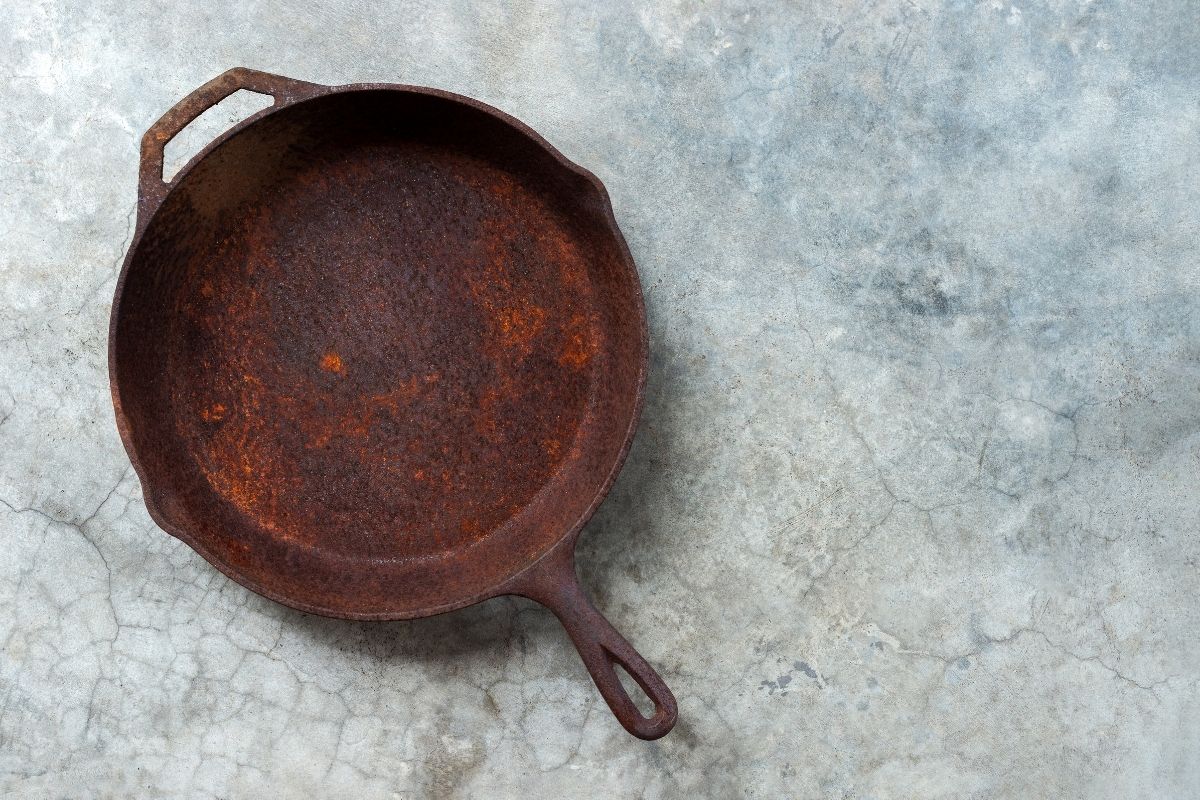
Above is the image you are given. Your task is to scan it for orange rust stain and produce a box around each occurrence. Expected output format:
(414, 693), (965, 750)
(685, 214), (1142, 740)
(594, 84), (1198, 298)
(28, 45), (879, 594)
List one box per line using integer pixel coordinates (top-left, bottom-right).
(543, 438), (561, 458)
(413, 469), (426, 480)
(560, 332), (592, 368)
(227, 479), (257, 509)
(320, 351), (345, 374)
(495, 303), (546, 351)
(465, 219), (553, 362)
(200, 402), (226, 422)
(559, 313), (598, 369)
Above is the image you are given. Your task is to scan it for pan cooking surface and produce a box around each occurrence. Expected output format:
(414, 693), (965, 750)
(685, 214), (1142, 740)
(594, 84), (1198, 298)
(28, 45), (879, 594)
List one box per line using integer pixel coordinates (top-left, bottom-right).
(171, 141), (597, 560)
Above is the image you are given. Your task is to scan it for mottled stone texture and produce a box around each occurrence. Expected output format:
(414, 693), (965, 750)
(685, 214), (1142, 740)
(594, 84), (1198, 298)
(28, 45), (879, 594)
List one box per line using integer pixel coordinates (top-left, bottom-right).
(2, 1), (1198, 797)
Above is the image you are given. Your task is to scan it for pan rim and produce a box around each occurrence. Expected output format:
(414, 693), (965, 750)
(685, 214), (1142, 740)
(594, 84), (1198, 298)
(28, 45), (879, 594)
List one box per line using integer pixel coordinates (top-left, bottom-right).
(108, 80), (649, 621)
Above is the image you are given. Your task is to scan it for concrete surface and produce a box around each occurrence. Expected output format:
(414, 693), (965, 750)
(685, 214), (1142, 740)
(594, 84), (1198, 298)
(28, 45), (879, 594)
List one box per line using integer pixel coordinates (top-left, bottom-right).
(2, 1), (1199, 797)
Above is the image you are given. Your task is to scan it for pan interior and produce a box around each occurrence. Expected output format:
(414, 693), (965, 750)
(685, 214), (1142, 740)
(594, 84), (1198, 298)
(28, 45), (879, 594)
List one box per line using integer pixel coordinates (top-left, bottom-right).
(112, 91), (643, 615)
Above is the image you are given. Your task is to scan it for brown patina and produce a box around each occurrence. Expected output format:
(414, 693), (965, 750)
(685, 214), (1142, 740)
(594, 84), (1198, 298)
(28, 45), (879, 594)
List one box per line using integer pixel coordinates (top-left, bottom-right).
(108, 69), (676, 739)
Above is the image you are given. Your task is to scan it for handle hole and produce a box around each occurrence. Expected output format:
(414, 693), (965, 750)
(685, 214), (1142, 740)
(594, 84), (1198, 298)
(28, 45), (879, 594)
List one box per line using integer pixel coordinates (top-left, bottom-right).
(161, 89), (274, 181)
(613, 662), (656, 718)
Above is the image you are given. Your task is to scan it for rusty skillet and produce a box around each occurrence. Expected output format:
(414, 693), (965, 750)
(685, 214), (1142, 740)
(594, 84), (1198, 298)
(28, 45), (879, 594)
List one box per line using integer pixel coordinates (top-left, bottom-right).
(108, 68), (676, 739)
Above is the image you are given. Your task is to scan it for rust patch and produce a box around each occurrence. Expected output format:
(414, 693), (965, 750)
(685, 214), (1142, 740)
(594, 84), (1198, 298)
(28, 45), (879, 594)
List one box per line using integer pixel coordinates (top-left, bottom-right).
(559, 312), (598, 369)
(200, 402), (226, 422)
(320, 351), (345, 374)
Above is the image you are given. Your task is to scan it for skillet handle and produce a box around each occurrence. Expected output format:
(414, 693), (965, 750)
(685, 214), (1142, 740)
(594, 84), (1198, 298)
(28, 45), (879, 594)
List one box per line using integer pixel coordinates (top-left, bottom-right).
(512, 546), (678, 740)
(137, 68), (324, 220)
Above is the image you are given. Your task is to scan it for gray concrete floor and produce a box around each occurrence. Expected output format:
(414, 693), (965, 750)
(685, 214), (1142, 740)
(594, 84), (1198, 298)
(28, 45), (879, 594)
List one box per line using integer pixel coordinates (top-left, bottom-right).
(2, 1), (1199, 797)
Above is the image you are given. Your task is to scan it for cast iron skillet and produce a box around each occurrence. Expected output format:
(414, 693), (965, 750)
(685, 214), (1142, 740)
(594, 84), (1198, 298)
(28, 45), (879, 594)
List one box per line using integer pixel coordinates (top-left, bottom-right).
(109, 68), (676, 739)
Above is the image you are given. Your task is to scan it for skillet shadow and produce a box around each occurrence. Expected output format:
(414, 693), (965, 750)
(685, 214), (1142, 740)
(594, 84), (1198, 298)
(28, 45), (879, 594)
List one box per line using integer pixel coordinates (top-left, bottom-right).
(273, 331), (687, 681)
